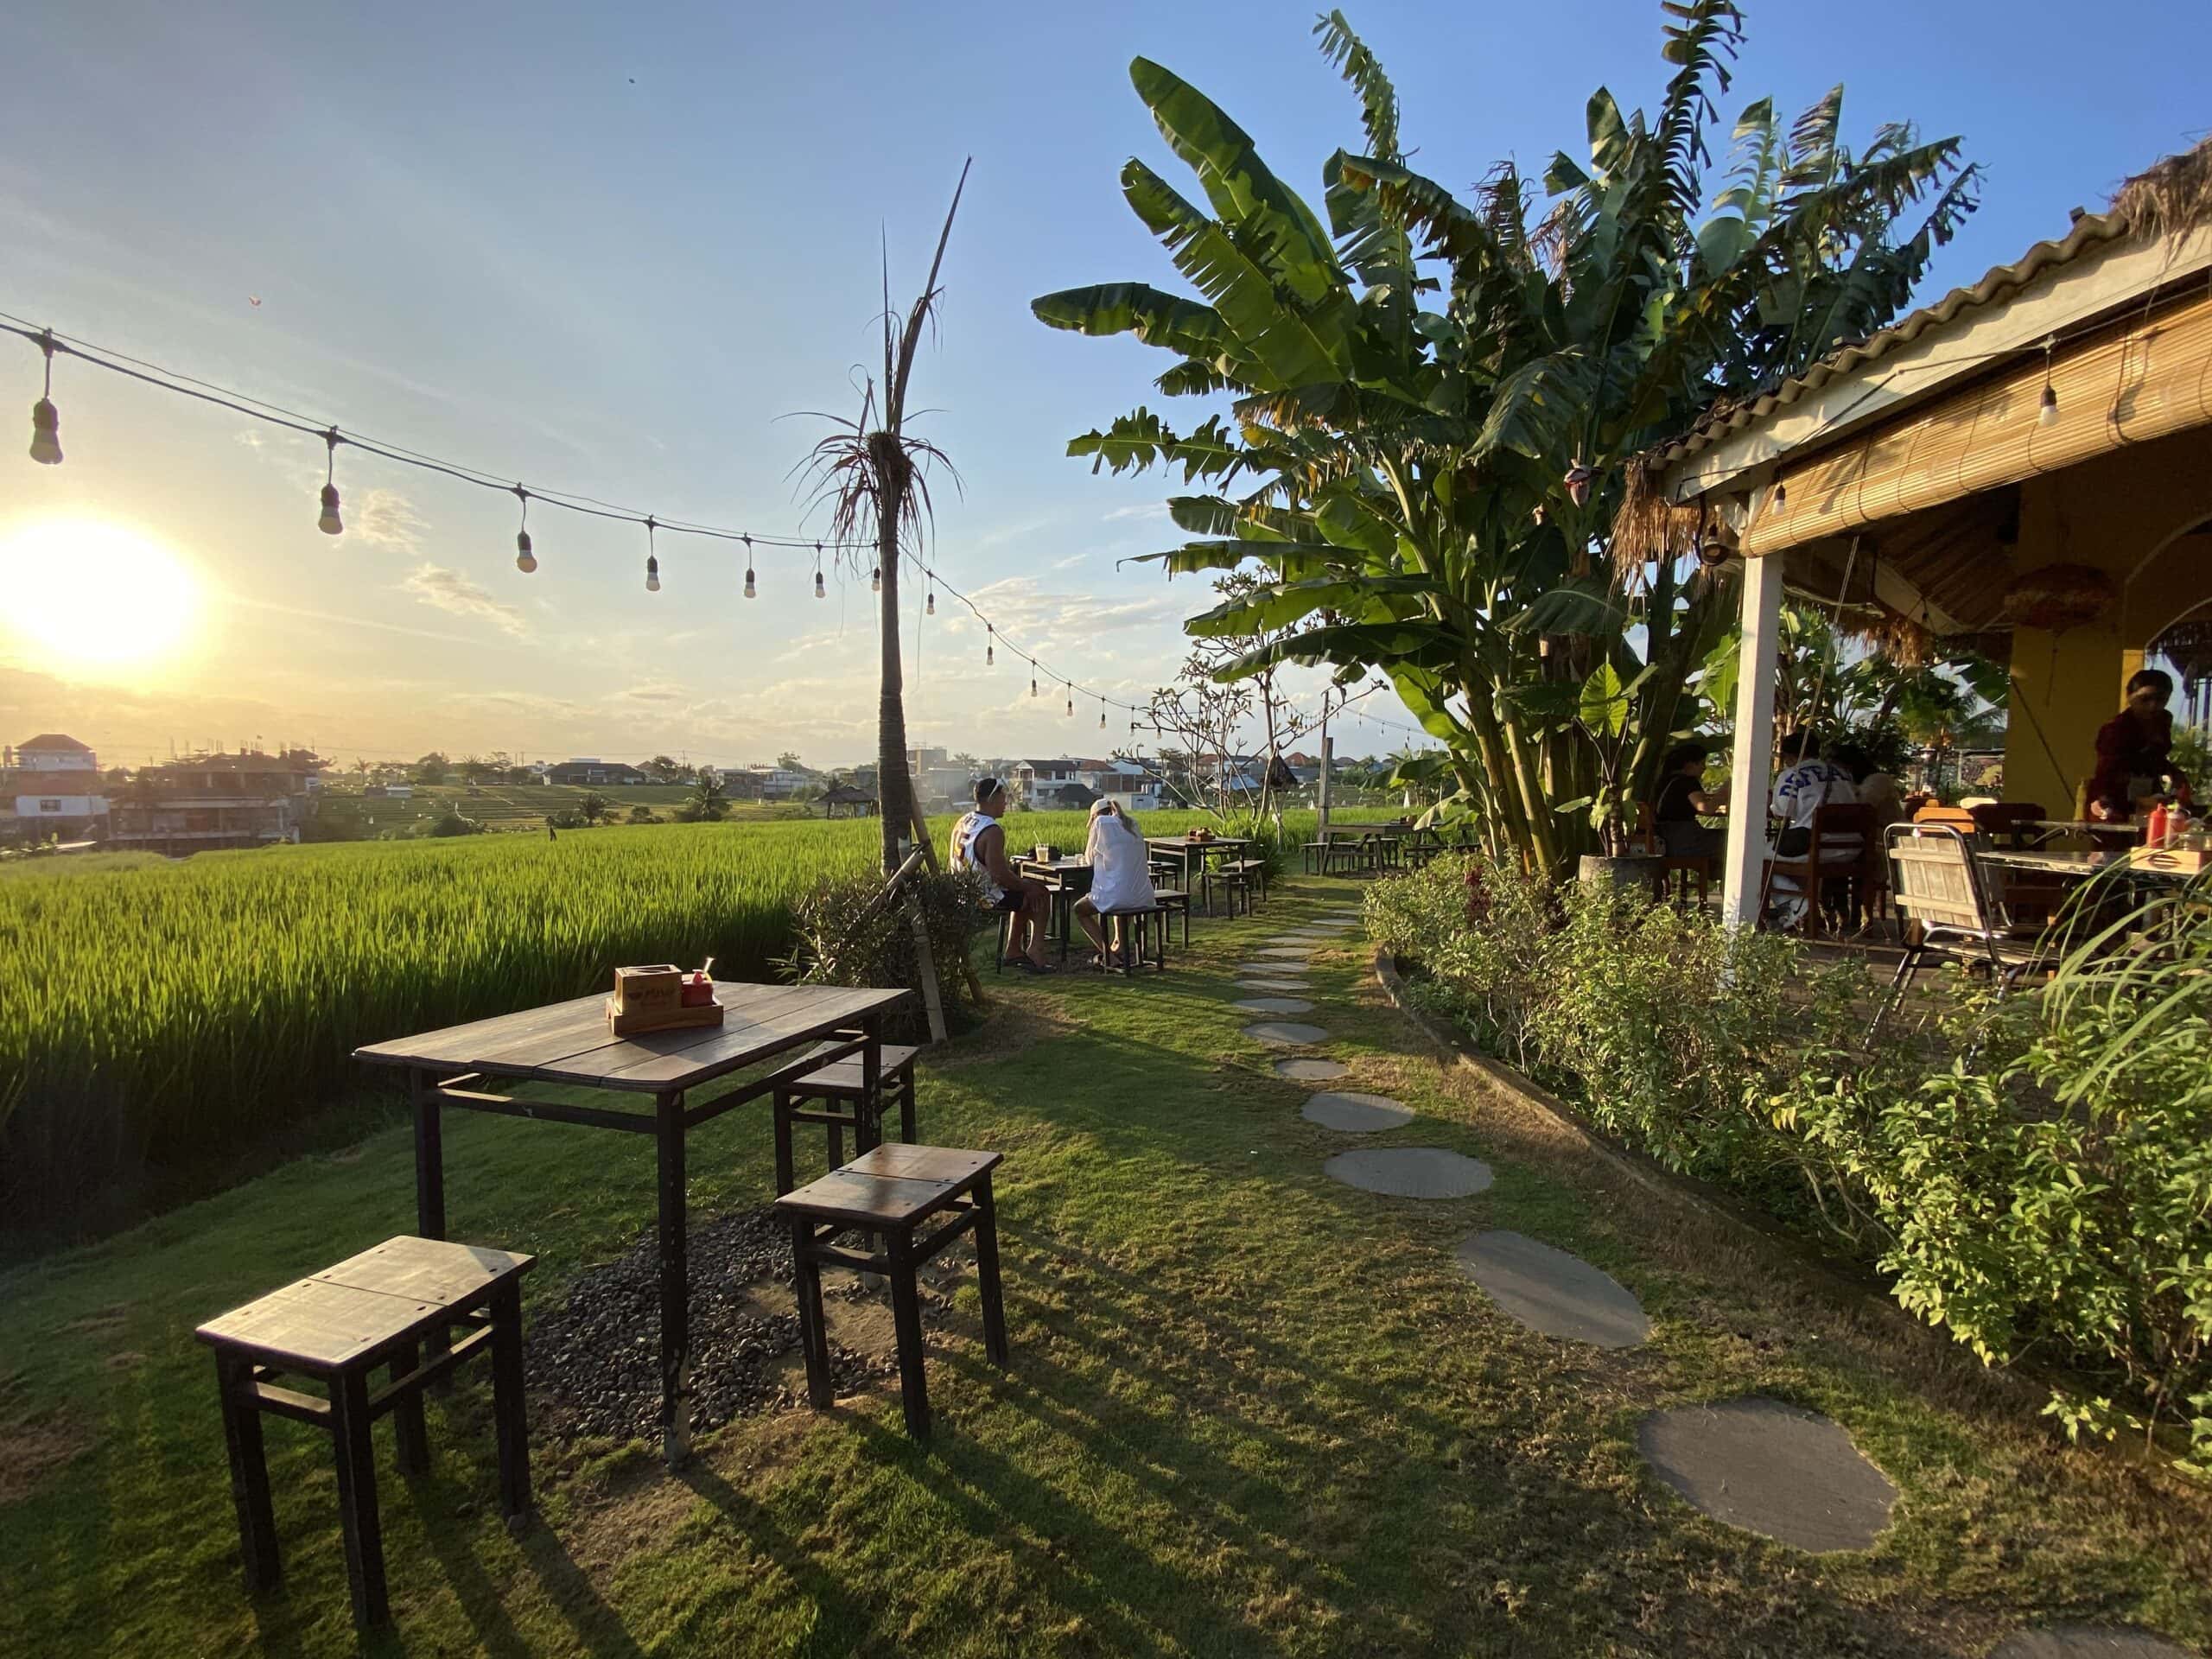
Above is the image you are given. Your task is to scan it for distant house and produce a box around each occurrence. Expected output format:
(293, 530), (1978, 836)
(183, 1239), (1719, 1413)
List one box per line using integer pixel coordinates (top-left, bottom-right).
(108, 749), (321, 855)
(3, 733), (111, 842)
(907, 746), (975, 808)
(1011, 759), (1078, 804)
(745, 766), (814, 800)
(817, 782), (878, 819)
(545, 758), (650, 787)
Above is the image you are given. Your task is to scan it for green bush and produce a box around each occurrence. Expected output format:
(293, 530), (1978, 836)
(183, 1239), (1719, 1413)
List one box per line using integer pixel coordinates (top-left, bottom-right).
(1370, 854), (2212, 1477)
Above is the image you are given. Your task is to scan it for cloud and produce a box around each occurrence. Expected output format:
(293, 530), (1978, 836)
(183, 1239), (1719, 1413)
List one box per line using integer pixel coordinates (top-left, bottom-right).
(351, 487), (430, 555)
(1102, 501), (1169, 523)
(620, 683), (685, 703)
(401, 564), (526, 637)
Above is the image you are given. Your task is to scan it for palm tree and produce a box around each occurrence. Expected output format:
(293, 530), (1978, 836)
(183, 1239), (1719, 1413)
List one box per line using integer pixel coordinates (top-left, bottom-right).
(685, 771), (730, 823)
(804, 161), (971, 874)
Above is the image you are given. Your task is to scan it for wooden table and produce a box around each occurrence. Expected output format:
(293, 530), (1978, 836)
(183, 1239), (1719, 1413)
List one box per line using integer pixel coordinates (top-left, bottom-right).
(1016, 856), (1094, 963)
(354, 982), (909, 1465)
(1145, 836), (1250, 906)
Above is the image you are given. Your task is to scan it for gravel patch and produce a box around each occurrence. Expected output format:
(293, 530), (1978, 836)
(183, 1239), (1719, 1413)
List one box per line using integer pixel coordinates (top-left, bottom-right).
(524, 1205), (952, 1444)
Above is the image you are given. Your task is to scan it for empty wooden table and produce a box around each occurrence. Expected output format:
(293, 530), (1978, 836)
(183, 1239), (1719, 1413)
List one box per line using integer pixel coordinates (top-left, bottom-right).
(354, 982), (909, 1465)
(1145, 836), (1250, 912)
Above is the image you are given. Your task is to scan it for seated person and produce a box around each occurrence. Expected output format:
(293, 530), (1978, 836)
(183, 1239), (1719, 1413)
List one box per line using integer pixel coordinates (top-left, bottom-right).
(1075, 798), (1157, 963)
(1768, 730), (1860, 928)
(950, 778), (1054, 973)
(1649, 741), (1727, 860)
(1830, 740), (1904, 833)
(2088, 667), (2190, 821)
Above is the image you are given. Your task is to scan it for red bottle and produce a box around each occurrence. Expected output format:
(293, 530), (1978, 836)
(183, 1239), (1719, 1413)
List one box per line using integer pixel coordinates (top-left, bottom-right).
(2146, 802), (2170, 849)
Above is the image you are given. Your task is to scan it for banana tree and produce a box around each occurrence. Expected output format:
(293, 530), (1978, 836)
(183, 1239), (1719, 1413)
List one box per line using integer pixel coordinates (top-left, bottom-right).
(1033, 3), (1974, 875)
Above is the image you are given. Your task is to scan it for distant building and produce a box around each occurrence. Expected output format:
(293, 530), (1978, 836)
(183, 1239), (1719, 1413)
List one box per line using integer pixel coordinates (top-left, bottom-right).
(108, 749), (321, 855)
(744, 766), (814, 800)
(907, 747), (975, 808)
(3, 733), (110, 842)
(545, 758), (650, 786)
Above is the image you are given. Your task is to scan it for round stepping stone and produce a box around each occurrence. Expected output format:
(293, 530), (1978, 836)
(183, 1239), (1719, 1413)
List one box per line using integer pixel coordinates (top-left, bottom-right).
(1234, 995), (1314, 1014)
(1306, 920), (1359, 932)
(1637, 1398), (1897, 1553)
(1325, 1147), (1492, 1198)
(1255, 946), (1314, 961)
(1454, 1231), (1649, 1350)
(1237, 982), (1308, 996)
(1274, 1057), (1348, 1082)
(1243, 1020), (1329, 1047)
(1992, 1630), (2197, 1659)
(1301, 1091), (1414, 1132)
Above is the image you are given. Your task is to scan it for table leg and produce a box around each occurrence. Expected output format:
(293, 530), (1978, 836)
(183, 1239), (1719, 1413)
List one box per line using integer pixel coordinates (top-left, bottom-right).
(887, 1230), (931, 1438)
(790, 1218), (833, 1408)
(410, 1069), (446, 1240)
(974, 1172), (1009, 1369)
(214, 1351), (281, 1592)
(329, 1370), (388, 1630)
(655, 1090), (690, 1467)
(490, 1284), (531, 1520)
(858, 1012), (883, 1155)
(389, 1340), (429, 1476)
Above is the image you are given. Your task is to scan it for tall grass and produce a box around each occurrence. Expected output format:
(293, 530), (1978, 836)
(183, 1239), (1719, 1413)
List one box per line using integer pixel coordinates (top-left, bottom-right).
(1, 808), (1320, 1229)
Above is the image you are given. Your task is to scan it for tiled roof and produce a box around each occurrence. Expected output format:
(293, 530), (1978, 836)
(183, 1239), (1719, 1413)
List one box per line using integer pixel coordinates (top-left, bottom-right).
(19, 733), (92, 752)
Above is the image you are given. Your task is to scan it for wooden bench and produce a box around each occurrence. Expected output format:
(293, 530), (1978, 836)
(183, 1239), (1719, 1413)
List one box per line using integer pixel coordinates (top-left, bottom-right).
(772, 1144), (1008, 1438)
(195, 1236), (534, 1630)
(773, 1037), (922, 1194)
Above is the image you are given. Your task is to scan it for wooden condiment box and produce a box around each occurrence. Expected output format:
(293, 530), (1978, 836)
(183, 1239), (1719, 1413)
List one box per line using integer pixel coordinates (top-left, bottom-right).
(612, 964), (684, 1018)
(2129, 845), (2210, 875)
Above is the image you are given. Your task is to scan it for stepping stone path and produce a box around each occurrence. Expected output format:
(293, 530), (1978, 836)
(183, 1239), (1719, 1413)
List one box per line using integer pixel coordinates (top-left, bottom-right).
(1454, 1231), (1649, 1350)
(1274, 1057), (1349, 1082)
(1325, 1147), (1493, 1198)
(1992, 1630), (2198, 1658)
(1236, 975), (1307, 989)
(1637, 1398), (1897, 1554)
(1235, 995), (1315, 1014)
(1255, 946), (1314, 961)
(1301, 1091), (1414, 1132)
(1243, 1020), (1330, 1047)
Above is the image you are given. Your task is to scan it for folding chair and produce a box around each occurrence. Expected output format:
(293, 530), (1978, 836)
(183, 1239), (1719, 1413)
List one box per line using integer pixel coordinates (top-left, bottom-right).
(1871, 823), (2053, 1036)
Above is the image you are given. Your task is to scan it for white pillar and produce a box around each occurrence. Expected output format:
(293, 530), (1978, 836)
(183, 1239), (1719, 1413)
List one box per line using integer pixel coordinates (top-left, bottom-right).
(1317, 712), (1332, 839)
(1720, 552), (1785, 929)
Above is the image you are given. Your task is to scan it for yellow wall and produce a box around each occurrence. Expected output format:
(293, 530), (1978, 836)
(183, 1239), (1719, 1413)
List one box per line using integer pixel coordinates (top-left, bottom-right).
(2002, 427), (2212, 810)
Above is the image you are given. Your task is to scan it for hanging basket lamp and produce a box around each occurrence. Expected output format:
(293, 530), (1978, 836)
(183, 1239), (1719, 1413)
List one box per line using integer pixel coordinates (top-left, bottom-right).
(2000, 563), (2115, 632)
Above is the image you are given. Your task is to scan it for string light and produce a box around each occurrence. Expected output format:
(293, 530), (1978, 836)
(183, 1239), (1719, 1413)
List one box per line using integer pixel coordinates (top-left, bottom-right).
(644, 517), (660, 593)
(986, 623), (995, 667)
(513, 486), (536, 574)
(1065, 687), (1074, 717)
(2039, 334), (2060, 427)
(1099, 697), (1107, 730)
(316, 428), (343, 535)
(1031, 671), (1039, 699)
(742, 535), (755, 599)
(870, 565), (881, 593)
(27, 328), (60, 465)
(1771, 478), (1789, 512)
(813, 543), (825, 600)
(925, 588), (935, 616)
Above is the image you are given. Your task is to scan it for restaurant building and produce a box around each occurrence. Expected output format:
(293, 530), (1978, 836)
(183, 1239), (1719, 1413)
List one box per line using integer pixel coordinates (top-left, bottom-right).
(108, 749), (323, 855)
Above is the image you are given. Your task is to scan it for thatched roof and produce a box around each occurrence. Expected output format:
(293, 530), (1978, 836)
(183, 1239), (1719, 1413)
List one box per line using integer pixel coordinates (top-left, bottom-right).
(1612, 134), (2212, 567)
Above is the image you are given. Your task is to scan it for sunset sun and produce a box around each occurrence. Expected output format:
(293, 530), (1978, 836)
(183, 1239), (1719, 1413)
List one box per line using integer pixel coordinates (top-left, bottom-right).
(0, 518), (203, 677)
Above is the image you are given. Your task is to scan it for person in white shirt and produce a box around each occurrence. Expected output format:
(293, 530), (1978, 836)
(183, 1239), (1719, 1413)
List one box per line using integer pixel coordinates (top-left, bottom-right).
(1075, 798), (1156, 963)
(1767, 731), (1859, 928)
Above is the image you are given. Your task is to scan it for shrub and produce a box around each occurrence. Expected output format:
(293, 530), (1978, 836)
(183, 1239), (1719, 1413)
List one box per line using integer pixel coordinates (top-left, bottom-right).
(781, 866), (987, 1044)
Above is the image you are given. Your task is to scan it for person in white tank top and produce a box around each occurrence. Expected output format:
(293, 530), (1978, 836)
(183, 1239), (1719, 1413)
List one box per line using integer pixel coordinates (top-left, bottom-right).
(949, 777), (1055, 972)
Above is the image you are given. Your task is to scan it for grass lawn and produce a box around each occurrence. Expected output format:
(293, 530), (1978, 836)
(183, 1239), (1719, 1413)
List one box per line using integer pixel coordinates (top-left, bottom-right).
(4, 875), (2209, 1657)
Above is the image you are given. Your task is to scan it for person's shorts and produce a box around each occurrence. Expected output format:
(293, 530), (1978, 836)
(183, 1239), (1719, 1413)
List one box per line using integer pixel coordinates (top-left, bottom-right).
(988, 891), (1025, 914)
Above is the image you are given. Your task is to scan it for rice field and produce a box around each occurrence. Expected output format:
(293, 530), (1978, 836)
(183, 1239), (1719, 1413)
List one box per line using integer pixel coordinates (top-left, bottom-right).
(0, 808), (1315, 1234)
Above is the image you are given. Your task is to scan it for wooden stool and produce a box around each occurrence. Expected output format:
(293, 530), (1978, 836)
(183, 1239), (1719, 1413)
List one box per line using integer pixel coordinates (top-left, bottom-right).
(1149, 887), (1192, 949)
(773, 1038), (921, 1194)
(772, 1144), (1007, 1438)
(195, 1236), (534, 1631)
(1095, 906), (1167, 975)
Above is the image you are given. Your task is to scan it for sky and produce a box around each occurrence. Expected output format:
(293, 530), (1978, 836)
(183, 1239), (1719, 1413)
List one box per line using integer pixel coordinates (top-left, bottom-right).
(3, 0), (2204, 772)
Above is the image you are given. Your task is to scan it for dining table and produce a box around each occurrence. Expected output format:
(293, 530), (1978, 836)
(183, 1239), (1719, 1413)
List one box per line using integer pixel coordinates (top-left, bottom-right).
(1014, 855), (1095, 963)
(1144, 836), (1252, 905)
(354, 980), (910, 1465)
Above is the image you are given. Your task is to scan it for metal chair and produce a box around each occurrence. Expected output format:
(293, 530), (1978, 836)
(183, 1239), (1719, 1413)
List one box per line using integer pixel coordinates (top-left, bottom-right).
(1872, 823), (2053, 1035)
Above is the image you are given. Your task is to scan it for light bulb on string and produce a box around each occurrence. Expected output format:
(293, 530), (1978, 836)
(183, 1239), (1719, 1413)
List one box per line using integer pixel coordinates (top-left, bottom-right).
(814, 543), (825, 600)
(1770, 479), (1788, 512)
(870, 565), (881, 593)
(1099, 698), (1107, 730)
(27, 329), (62, 465)
(742, 535), (756, 599)
(644, 517), (660, 593)
(512, 486), (536, 574)
(1031, 671), (1039, 699)
(925, 587), (936, 616)
(1065, 688), (1073, 718)
(986, 624), (995, 667)
(316, 428), (343, 535)
(2038, 335), (2060, 427)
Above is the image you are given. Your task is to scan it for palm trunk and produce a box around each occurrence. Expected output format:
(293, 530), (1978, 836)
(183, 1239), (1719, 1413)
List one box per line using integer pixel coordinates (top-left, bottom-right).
(875, 505), (915, 875)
